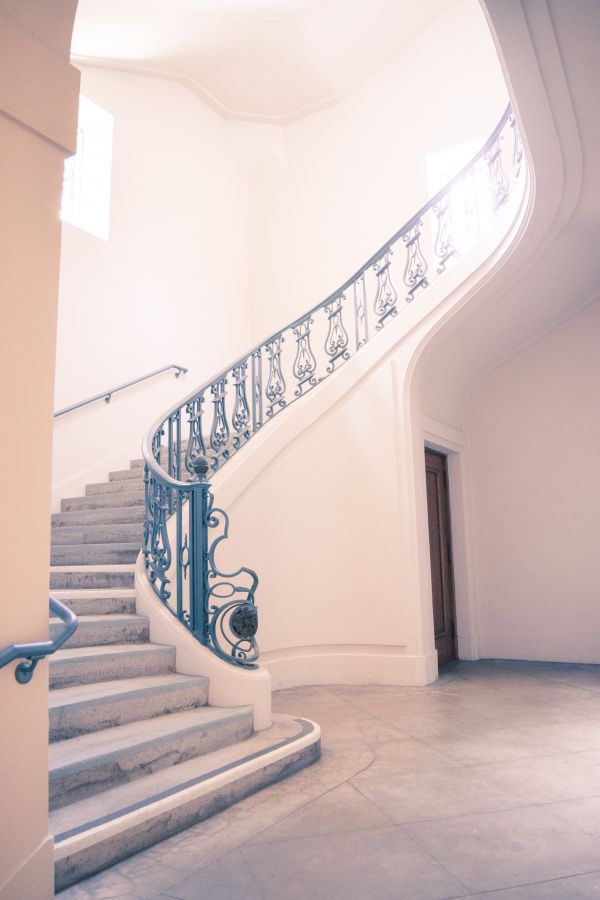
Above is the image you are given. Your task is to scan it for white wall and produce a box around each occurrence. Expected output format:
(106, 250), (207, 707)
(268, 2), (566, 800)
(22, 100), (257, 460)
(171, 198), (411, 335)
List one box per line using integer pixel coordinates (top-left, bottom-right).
(53, 66), (265, 506)
(249, 0), (508, 337)
(54, 0), (507, 506)
(465, 298), (600, 663)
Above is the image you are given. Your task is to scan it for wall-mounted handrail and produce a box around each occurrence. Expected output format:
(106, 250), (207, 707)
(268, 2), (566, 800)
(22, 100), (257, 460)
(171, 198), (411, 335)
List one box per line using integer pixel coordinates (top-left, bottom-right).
(141, 102), (526, 671)
(54, 364), (188, 418)
(0, 596), (78, 684)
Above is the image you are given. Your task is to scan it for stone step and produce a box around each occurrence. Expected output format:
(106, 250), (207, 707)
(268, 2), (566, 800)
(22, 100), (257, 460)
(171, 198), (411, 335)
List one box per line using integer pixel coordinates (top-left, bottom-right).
(49, 673), (209, 742)
(108, 468), (144, 482)
(130, 458), (145, 469)
(51, 543), (140, 566)
(50, 565), (136, 591)
(51, 589), (136, 616)
(50, 614), (149, 649)
(49, 705), (254, 810)
(52, 507), (145, 528)
(62, 491), (145, 512)
(50, 643), (175, 689)
(52, 714), (320, 890)
(51, 523), (144, 546)
(87, 480), (145, 497)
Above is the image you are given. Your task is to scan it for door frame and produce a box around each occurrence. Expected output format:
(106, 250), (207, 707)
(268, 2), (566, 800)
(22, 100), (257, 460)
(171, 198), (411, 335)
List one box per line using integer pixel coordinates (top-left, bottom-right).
(423, 417), (480, 661)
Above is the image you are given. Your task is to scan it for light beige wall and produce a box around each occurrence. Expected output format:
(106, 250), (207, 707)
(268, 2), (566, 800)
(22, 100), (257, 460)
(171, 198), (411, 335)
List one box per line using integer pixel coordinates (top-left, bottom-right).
(0, 5), (79, 898)
(465, 298), (600, 662)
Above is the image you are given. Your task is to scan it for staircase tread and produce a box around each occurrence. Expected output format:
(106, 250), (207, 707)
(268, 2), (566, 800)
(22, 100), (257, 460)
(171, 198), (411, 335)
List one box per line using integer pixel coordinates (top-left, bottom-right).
(52, 589), (136, 599)
(52, 542), (141, 550)
(51, 643), (172, 662)
(50, 613), (148, 626)
(51, 715), (306, 839)
(50, 564), (136, 573)
(48, 706), (253, 776)
(49, 673), (209, 709)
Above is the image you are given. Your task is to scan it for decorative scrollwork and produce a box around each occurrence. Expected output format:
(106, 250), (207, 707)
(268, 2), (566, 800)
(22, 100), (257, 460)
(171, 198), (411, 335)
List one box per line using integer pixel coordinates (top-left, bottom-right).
(485, 135), (509, 210)
(205, 492), (259, 667)
(292, 316), (318, 395)
(433, 197), (457, 273)
(231, 361), (251, 448)
(324, 295), (350, 372)
(402, 221), (429, 303)
(265, 335), (286, 416)
(184, 394), (206, 476)
(143, 467), (172, 603)
(373, 251), (398, 327)
(353, 272), (369, 348)
(209, 377), (230, 466)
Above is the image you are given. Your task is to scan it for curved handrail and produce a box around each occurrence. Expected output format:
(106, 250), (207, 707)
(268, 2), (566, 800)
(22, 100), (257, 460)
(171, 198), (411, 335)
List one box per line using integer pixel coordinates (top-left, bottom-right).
(0, 596), (78, 684)
(54, 363), (188, 418)
(141, 101), (526, 669)
(142, 102), (518, 489)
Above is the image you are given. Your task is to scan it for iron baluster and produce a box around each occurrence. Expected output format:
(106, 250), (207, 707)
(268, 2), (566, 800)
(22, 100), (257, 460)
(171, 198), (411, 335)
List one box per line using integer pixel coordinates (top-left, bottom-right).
(176, 490), (184, 621)
(485, 135), (509, 210)
(433, 196), (457, 273)
(184, 393), (206, 475)
(251, 348), (263, 432)
(324, 294), (350, 372)
(373, 250), (398, 328)
(353, 272), (369, 349)
(265, 335), (286, 417)
(231, 361), (251, 448)
(402, 220), (429, 302)
(145, 476), (172, 602)
(209, 377), (230, 467)
(292, 315), (318, 396)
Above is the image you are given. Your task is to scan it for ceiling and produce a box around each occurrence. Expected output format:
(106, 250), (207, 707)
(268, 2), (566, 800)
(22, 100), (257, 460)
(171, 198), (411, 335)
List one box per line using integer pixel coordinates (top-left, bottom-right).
(71, 0), (453, 123)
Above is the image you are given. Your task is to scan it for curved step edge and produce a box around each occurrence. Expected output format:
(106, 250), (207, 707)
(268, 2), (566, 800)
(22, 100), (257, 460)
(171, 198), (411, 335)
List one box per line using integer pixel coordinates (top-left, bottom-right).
(53, 714), (320, 891)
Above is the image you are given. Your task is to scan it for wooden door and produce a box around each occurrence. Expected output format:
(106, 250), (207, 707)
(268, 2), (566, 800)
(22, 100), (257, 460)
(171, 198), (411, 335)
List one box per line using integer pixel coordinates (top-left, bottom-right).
(424, 448), (457, 666)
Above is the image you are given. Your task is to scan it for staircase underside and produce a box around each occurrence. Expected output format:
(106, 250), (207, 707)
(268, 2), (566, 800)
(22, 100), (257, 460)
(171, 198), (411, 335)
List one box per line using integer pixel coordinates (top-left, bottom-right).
(50, 457), (320, 891)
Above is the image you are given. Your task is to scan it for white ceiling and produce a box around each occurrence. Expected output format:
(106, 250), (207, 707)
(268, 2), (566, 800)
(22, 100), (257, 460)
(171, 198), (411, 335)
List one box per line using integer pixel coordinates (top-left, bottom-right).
(71, 0), (453, 123)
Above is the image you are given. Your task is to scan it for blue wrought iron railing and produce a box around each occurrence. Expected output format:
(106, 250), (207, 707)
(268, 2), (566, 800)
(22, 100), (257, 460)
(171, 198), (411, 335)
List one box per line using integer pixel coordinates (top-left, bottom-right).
(142, 103), (525, 669)
(0, 597), (78, 684)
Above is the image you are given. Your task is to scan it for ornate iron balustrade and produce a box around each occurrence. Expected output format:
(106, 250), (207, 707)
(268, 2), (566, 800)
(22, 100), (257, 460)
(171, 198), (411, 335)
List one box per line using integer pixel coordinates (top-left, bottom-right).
(0, 597), (78, 684)
(142, 103), (525, 668)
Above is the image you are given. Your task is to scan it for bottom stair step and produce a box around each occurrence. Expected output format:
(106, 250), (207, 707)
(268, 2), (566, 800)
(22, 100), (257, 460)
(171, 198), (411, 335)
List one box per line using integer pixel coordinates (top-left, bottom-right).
(49, 705), (254, 810)
(53, 714), (320, 891)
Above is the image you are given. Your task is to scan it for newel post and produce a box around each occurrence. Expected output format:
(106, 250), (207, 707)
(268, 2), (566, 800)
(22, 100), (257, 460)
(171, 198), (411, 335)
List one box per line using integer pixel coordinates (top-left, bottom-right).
(189, 455), (211, 643)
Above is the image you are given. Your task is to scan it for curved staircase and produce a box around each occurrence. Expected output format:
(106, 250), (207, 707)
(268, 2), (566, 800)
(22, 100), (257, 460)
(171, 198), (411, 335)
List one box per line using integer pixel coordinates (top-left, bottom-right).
(49, 456), (320, 892)
(46, 102), (524, 891)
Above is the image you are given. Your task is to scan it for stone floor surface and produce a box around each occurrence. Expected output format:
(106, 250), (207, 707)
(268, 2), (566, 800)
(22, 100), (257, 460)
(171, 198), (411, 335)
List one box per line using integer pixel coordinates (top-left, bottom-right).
(57, 660), (600, 899)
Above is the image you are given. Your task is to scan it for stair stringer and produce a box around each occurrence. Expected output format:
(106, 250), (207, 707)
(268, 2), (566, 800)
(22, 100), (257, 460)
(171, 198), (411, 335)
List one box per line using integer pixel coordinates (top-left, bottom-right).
(140, 169), (529, 693)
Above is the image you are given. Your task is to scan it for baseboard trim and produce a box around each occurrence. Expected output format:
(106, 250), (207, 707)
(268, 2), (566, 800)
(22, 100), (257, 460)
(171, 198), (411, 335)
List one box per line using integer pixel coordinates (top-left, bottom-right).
(261, 646), (438, 689)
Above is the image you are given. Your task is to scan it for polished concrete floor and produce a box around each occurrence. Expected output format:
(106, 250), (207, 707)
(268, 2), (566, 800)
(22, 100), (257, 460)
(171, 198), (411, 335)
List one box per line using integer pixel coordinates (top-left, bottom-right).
(58, 661), (600, 899)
